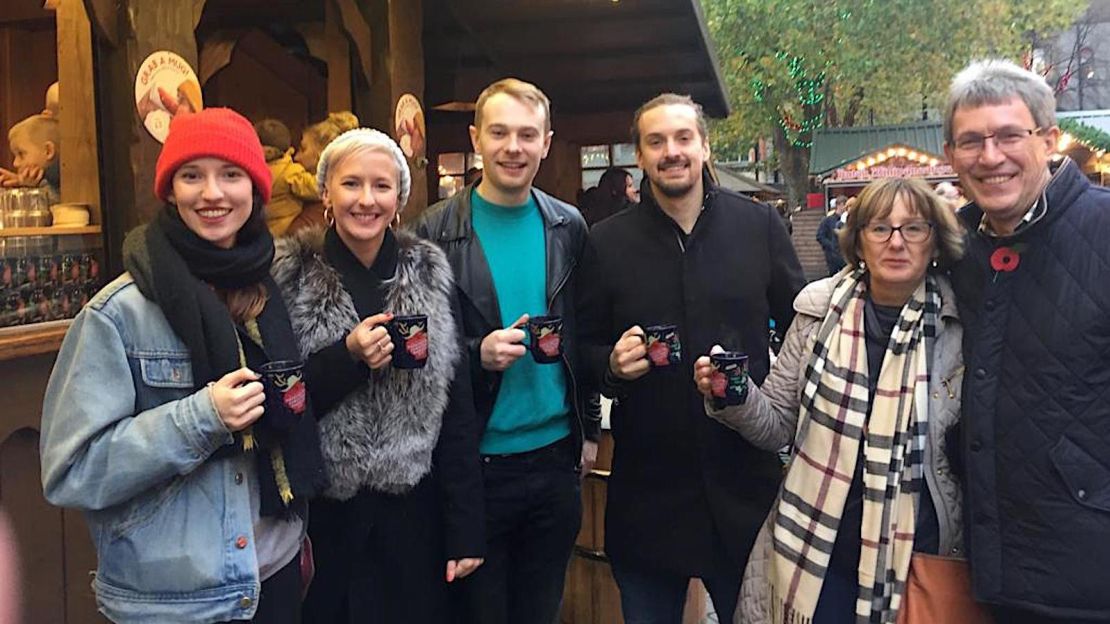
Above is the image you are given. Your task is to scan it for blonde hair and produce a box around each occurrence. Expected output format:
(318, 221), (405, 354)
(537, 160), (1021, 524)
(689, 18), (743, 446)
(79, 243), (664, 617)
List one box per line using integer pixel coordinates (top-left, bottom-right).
(839, 177), (964, 270)
(9, 114), (59, 151)
(317, 128), (411, 208)
(474, 78), (551, 132)
(304, 111), (359, 150)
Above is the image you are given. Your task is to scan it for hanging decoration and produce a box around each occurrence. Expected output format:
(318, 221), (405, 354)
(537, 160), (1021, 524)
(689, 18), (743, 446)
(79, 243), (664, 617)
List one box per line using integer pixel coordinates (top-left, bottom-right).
(750, 51), (826, 148)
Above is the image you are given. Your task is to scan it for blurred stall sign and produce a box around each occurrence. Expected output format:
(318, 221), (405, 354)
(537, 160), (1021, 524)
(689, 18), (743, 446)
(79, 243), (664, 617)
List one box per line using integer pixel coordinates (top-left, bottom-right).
(134, 51), (203, 143)
(395, 94), (426, 160)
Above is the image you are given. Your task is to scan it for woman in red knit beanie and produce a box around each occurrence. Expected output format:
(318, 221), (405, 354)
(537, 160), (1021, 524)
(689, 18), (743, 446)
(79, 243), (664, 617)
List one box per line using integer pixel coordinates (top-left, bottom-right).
(39, 108), (329, 623)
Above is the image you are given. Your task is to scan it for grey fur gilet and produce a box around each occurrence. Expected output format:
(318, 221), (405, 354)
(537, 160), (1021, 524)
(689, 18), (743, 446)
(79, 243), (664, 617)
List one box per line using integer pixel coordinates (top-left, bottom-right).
(271, 228), (460, 500)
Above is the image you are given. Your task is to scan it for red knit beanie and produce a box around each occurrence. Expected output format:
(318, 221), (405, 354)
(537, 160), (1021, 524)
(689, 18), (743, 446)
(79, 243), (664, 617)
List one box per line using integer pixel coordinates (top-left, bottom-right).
(154, 108), (273, 203)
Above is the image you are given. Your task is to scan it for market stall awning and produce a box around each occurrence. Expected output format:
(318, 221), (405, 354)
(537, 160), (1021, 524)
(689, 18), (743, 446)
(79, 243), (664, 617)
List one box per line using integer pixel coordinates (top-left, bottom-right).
(714, 164), (782, 197)
(423, 0), (729, 117)
(811, 111), (1110, 178)
(1059, 109), (1110, 135)
(809, 121), (946, 175)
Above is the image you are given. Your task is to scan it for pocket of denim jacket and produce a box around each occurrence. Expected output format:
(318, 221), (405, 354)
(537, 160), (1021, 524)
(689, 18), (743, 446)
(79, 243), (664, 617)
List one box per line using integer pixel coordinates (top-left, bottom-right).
(138, 354), (193, 388)
(109, 477), (186, 539)
(1050, 435), (1110, 513)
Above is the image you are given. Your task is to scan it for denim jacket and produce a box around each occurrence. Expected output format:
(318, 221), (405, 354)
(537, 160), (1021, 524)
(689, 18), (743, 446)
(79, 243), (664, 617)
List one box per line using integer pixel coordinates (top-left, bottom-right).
(40, 273), (263, 623)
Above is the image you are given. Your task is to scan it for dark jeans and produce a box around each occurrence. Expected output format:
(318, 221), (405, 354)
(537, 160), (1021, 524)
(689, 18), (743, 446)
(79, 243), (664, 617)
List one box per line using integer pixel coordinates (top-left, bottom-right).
(226, 553), (302, 623)
(609, 556), (741, 624)
(457, 435), (581, 624)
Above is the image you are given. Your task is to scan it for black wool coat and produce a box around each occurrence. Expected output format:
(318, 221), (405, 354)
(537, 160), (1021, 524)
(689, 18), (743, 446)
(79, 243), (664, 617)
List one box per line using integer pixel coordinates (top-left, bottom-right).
(577, 172), (805, 575)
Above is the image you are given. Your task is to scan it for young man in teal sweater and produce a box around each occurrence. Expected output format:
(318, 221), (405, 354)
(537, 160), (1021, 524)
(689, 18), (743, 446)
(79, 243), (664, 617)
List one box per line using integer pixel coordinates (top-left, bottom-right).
(414, 78), (599, 624)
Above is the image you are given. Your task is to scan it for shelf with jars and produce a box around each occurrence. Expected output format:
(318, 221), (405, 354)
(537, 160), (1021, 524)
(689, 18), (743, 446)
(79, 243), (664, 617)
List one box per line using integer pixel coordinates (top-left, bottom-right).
(0, 226), (100, 236)
(0, 186), (104, 338)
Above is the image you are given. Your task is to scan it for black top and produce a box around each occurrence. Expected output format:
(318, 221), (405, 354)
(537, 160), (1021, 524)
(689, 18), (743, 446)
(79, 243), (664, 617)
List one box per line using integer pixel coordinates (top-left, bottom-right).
(302, 228), (398, 415)
(819, 295), (940, 620)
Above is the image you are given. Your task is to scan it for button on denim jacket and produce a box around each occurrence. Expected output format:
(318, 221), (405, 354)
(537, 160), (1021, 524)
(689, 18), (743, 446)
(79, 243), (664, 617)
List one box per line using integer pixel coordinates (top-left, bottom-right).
(40, 274), (262, 623)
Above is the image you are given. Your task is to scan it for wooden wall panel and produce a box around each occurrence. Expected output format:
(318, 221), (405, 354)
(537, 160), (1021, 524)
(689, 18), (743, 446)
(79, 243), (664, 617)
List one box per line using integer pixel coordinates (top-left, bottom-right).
(533, 138), (580, 206)
(204, 43), (317, 143)
(0, 352), (103, 624)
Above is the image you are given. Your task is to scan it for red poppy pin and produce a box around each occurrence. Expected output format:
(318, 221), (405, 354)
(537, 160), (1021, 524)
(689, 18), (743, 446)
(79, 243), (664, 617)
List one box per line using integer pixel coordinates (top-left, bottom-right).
(990, 247), (1020, 272)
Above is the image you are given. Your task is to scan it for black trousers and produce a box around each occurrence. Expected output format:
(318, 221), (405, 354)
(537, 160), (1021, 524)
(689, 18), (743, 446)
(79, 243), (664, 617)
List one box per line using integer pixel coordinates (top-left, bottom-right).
(457, 435), (581, 624)
(302, 476), (449, 624)
(609, 552), (741, 624)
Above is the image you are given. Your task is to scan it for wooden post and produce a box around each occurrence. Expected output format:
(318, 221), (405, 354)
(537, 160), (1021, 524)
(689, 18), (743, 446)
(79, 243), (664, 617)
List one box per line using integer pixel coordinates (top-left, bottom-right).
(324, 0), (351, 111)
(93, 0), (205, 275)
(56, 0), (100, 215)
(351, 0), (427, 217)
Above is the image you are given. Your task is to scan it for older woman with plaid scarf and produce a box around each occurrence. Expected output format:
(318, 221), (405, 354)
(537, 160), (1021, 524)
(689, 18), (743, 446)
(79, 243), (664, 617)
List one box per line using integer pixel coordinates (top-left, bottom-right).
(695, 177), (986, 624)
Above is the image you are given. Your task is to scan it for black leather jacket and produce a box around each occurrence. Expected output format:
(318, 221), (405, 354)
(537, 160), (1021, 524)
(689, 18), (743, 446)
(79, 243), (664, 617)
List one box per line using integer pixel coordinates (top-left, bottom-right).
(412, 185), (601, 451)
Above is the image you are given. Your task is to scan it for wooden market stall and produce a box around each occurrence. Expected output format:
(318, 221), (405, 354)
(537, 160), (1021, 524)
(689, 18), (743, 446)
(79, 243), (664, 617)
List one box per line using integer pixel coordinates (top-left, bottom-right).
(0, 1), (422, 621)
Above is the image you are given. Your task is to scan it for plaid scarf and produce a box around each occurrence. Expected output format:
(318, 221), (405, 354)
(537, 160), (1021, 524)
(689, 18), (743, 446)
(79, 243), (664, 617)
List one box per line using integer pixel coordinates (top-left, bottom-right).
(771, 268), (938, 623)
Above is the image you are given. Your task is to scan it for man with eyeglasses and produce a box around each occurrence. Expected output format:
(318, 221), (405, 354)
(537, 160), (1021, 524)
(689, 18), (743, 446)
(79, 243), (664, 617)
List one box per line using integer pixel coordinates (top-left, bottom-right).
(945, 59), (1110, 622)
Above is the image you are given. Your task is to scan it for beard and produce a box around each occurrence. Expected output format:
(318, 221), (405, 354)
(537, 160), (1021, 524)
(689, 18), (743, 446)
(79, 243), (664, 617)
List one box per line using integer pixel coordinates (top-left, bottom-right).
(649, 158), (700, 198)
(654, 178), (698, 198)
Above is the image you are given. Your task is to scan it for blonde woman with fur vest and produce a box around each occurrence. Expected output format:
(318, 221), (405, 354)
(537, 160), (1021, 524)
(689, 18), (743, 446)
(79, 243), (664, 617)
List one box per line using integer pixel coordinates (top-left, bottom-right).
(271, 128), (484, 623)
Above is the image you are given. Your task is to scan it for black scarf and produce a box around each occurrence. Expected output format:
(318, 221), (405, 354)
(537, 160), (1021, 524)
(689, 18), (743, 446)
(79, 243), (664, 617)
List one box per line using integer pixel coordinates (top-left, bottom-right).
(123, 204), (327, 517)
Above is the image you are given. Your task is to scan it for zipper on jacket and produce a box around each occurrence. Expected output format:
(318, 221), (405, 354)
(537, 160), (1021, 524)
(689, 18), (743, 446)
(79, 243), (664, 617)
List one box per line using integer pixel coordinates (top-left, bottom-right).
(940, 365), (964, 400)
(547, 256), (576, 310)
(549, 256), (584, 459)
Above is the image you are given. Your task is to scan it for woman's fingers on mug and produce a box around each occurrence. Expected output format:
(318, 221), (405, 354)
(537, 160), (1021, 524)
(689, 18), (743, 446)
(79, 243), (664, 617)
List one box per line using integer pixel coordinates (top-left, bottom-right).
(693, 359), (714, 395)
(238, 385), (266, 410)
(244, 405), (265, 424)
(218, 367), (260, 388)
(364, 311), (394, 327)
(367, 325), (390, 345)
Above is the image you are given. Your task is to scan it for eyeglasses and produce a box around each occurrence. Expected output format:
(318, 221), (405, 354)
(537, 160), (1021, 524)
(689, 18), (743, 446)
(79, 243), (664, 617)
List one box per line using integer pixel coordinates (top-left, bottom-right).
(861, 221), (934, 243)
(951, 127), (1042, 156)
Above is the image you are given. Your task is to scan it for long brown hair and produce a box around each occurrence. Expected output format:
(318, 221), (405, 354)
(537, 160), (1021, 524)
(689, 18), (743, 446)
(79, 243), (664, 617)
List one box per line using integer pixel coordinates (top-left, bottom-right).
(216, 283), (268, 325)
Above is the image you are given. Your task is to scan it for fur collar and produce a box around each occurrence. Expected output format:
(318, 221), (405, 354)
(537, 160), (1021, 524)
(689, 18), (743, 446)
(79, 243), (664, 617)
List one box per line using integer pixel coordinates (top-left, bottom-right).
(272, 227), (460, 499)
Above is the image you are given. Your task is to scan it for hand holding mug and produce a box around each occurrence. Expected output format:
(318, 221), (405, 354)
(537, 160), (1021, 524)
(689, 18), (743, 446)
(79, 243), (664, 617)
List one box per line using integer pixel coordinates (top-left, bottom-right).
(210, 367), (265, 432)
(695, 345), (749, 408)
(346, 312), (395, 370)
(609, 325), (650, 381)
(693, 345), (726, 399)
(481, 313), (529, 371)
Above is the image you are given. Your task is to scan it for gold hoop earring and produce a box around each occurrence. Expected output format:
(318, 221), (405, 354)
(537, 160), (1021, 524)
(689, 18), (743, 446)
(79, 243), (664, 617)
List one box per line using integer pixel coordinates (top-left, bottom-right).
(323, 206), (334, 227)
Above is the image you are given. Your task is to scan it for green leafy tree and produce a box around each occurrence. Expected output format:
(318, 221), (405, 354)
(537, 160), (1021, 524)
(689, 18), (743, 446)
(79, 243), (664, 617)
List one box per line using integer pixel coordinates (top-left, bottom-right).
(702, 0), (1087, 209)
